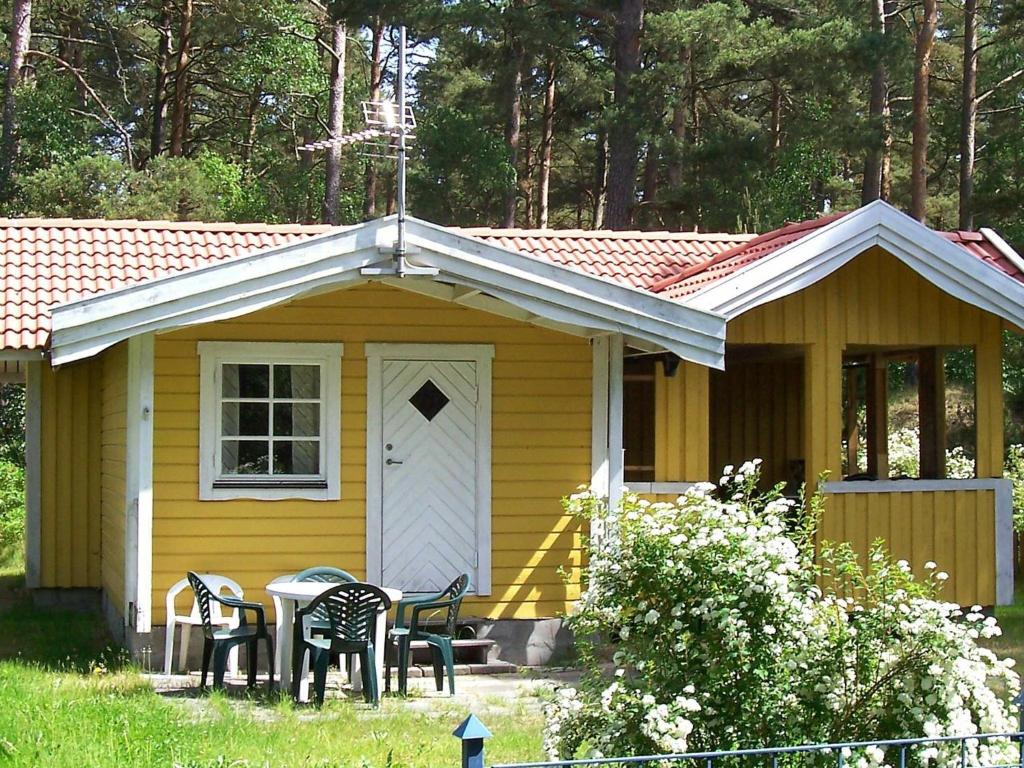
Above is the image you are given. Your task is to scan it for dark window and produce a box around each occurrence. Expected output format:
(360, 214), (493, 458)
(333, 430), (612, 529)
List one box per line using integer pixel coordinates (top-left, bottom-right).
(623, 357), (656, 482)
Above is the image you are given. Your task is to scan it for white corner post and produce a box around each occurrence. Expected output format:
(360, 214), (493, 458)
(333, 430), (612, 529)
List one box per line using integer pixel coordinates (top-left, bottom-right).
(24, 360), (42, 589)
(125, 333), (155, 636)
(591, 334), (625, 528)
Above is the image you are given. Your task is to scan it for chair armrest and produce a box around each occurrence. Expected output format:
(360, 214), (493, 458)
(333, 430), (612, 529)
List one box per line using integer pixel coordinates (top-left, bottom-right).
(217, 595), (267, 634)
(409, 597), (463, 633)
(393, 593), (439, 630)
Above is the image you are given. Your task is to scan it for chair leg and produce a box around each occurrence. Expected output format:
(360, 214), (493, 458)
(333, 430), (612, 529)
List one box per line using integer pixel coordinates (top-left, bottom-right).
(263, 634), (275, 693)
(163, 618), (176, 676)
(396, 636), (410, 696)
(246, 639), (257, 688)
(362, 646), (378, 706)
(313, 649), (330, 708)
(291, 644), (306, 701)
(213, 643), (230, 689)
(440, 640), (456, 696)
(178, 623), (192, 673)
(430, 644), (444, 692)
(200, 638), (213, 690)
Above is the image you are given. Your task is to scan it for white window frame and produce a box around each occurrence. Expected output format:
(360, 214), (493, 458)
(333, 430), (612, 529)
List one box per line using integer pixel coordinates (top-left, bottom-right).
(198, 341), (343, 501)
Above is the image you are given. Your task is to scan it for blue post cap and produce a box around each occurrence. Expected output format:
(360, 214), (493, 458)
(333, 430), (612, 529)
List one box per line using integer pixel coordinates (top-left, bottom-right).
(453, 714), (493, 740)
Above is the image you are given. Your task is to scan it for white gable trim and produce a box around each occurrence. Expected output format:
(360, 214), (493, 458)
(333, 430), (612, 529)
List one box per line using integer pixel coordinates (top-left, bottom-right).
(50, 216), (726, 369)
(687, 201), (1024, 329)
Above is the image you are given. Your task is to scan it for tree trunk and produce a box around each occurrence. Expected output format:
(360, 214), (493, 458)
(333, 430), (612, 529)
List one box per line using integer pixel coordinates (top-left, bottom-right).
(363, 17), (384, 219)
(909, 0), (938, 222)
(322, 21), (346, 226)
(168, 0), (193, 157)
(537, 56), (556, 228)
(241, 83), (261, 169)
(640, 142), (659, 227)
(0, 0), (33, 194)
(593, 129), (609, 228)
(604, 0), (645, 230)
(502, 13), (525, 228)
(862, 0), (887, 203)
(150, 0), (172, 159)
(959, 0), (978, 230)
(769, 79), (783, 157)
(667, 47), (690, 191)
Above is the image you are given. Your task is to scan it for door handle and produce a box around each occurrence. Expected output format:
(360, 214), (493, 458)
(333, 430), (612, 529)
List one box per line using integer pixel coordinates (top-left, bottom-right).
(386, 458), (404, 466)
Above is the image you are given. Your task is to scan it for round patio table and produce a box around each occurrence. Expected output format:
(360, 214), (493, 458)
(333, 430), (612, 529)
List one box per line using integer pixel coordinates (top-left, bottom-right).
(266, 580), (403, 701)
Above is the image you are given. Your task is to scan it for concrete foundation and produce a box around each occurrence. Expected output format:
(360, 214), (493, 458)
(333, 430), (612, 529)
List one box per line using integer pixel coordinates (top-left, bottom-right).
(475, 618), (575, 666)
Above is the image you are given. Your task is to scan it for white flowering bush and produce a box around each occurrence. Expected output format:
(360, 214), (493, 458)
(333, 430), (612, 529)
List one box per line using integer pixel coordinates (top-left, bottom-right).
(545, 464), (1019, 764)
(887, 427), (976, 479)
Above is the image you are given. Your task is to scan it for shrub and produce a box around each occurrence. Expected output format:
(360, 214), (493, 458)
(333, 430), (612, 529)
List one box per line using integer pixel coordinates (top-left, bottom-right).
(0, 461), (25, 553)
(545, 466), (1019, 763)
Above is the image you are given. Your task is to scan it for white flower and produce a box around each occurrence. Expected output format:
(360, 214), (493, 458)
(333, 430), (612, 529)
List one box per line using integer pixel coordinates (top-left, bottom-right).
(645, 609), (660, 624)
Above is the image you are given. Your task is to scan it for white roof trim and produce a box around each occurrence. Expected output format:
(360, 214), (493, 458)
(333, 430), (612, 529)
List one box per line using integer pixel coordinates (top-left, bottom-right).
(686, 200), (1024, 330)
(50, 215), (727, 368)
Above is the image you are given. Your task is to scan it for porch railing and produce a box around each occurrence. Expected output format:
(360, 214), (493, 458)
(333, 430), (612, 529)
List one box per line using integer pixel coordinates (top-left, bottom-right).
(452, 715), (1024, 768)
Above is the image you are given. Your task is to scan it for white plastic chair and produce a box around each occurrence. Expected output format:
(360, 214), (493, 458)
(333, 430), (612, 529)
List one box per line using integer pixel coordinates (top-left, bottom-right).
(267, 573), (296, 676)
(163, 574), (244, 676)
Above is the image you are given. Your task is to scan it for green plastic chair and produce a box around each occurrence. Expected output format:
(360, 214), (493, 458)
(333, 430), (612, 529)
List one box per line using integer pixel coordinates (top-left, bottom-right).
(291, 582), (392, 707)
(294, 566), (357, 639)
(186, 571), (275, 692)
(386, 574), (470, 696)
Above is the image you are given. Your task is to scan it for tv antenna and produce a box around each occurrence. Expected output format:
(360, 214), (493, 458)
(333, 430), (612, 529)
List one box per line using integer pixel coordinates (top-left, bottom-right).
(300, 25), (433, 278)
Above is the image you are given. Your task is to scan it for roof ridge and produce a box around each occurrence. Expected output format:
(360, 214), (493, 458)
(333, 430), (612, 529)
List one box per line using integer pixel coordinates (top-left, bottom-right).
(648, 211), (850, 293)
(0, 217), (337, 233)
(457, 226), (754, 241)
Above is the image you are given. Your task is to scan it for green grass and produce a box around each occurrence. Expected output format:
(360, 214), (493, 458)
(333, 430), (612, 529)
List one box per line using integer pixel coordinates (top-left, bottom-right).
(989, 595), (1024, 671)
(0, 541), (25, 589)
(0, 601), (545, 768)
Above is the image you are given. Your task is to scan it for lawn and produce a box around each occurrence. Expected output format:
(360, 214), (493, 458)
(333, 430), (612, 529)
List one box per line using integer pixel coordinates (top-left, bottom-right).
(0, 601), (546, 768)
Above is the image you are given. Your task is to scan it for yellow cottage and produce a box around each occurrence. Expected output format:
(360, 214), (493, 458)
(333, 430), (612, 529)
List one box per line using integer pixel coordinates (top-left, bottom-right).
(5, 200), (1023, 665)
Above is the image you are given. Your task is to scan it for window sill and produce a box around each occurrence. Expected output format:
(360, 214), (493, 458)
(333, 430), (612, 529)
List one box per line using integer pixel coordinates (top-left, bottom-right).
(200, 482), (338, 502)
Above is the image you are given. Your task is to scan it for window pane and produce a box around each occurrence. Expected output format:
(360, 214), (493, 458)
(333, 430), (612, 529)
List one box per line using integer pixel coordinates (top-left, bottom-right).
(273, 441), (320, 475)
(222, 440), (270, 474)
(274, 365), (320, 399)
(222, 402), (269, 436)
(274, 402), (320, 436)
(223, 364), (269, 398)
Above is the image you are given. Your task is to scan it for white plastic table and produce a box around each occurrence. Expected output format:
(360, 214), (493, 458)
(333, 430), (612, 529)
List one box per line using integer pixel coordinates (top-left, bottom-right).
(266, 580), (402, 701)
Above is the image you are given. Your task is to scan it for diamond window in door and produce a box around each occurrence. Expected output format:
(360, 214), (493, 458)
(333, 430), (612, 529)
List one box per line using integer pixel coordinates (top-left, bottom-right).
(408, 379), (450, 421)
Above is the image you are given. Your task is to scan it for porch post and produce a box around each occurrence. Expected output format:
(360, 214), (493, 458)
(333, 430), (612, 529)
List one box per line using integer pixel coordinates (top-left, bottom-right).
(804, 341), (843, 489)
(590, 333), (624, 512)
(918, 347), (946, 479)
(24, 360), (42, 589)
(866, 355), (889, 479)
(125, 334), (155, 637)
(975, 316), (1004, 478)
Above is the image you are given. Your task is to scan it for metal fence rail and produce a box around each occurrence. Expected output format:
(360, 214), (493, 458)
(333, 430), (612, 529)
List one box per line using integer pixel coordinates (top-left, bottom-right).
(451, 714), (1024, 768)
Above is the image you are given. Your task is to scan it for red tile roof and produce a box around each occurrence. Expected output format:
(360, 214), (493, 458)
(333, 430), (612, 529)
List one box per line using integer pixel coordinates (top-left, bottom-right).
(655, 212), (1024, 300)
(458, 228), (753, 290)
(0, 216), (1019, 353)
(0, 219), (333, 350)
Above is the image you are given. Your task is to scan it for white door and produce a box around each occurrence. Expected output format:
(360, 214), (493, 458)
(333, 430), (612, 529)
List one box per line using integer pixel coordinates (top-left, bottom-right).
(380, 359), (479, 593)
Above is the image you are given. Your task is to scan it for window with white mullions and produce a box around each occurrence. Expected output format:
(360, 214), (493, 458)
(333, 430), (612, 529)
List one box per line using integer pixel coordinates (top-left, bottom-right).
(199, 342), (343, 501)
(219, 363), (323, 478)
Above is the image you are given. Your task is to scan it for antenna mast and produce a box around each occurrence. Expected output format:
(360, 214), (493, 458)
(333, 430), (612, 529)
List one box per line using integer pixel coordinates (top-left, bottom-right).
(395, 25), (408, 269)
(299, 23), (434, 278)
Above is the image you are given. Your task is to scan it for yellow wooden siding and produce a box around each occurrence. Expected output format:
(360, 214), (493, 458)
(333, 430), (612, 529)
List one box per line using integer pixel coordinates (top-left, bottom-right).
(654, 361), (709, 482)
(100, 343), (128, 613)
(37, 359), (102, 587)
(151, 283), (589, 624)
(709, 358), (803, 489)
(820, 489), (996, 605)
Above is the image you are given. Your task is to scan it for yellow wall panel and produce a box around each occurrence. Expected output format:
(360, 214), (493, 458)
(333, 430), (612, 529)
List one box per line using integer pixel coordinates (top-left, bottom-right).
(37, 358), (103, 588)
(100, 343), (128, 614)
(822, 489), (996, 605)
(150, 283), (590, 624)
